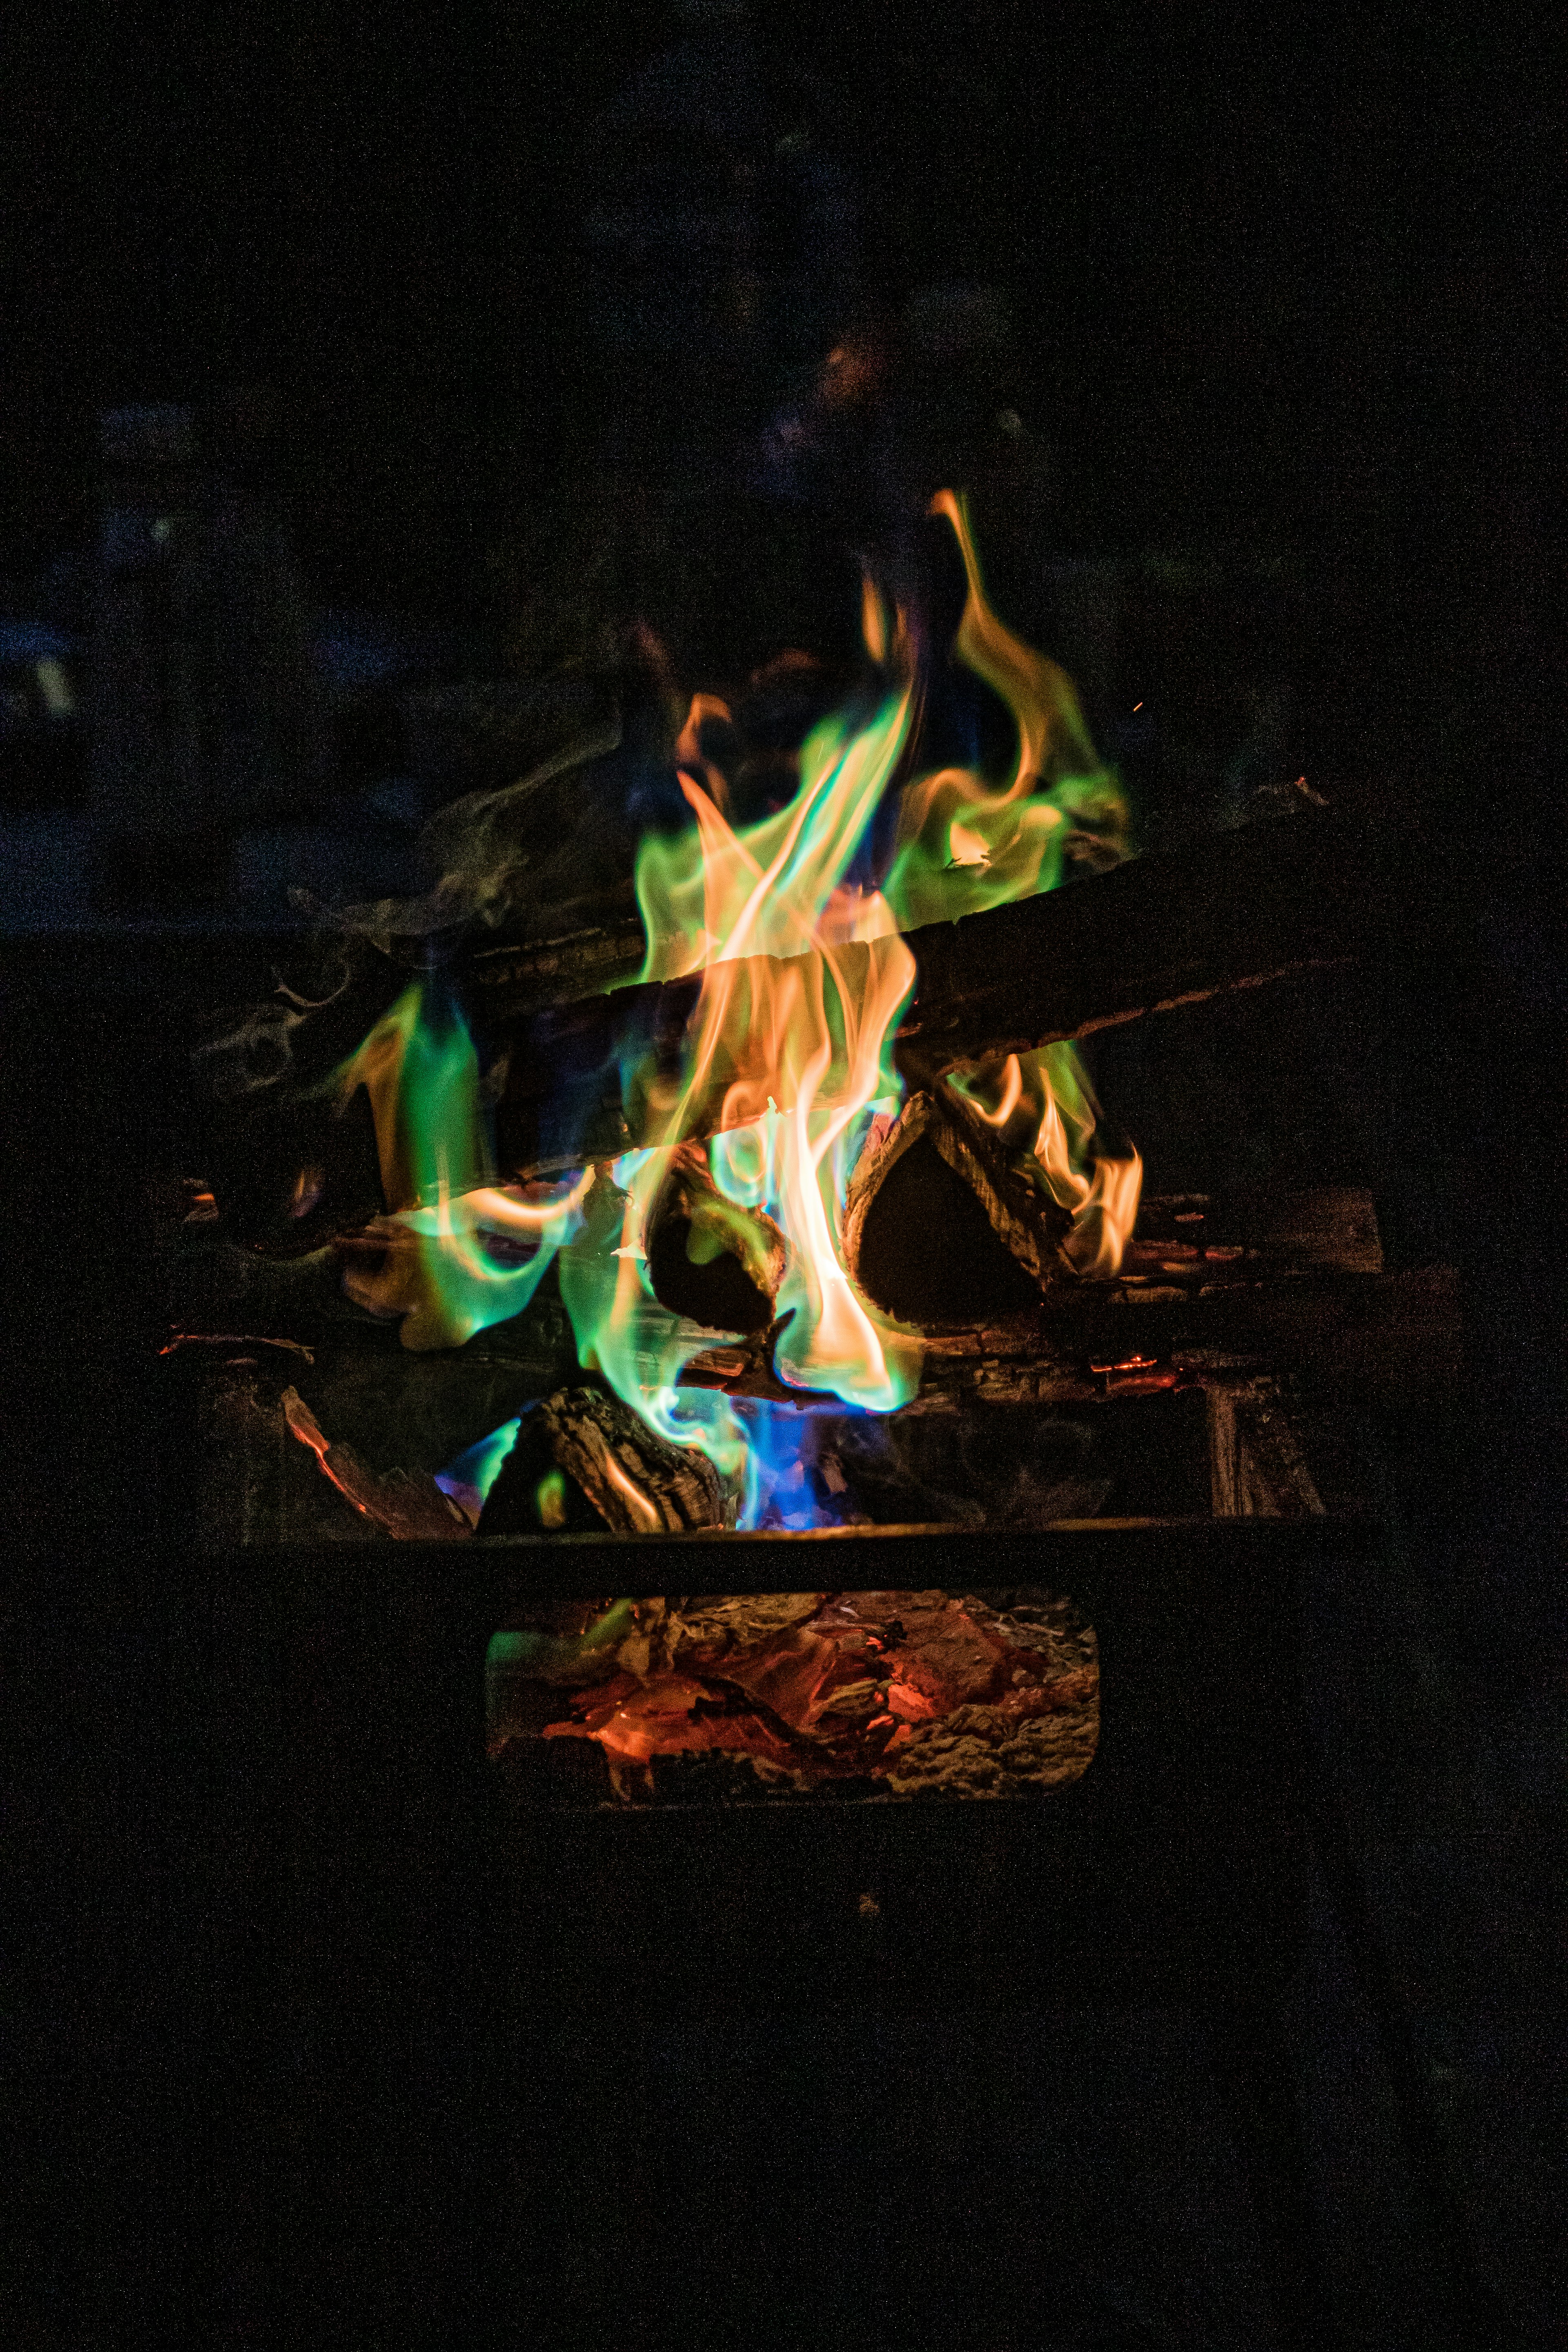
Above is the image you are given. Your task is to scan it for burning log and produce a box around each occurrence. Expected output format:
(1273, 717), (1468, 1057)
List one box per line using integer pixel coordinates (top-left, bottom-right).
(681, 1261), (1459, 1415)
(842, 1151), (1384, 1336)
(841, 1091), (1073, 1326)
(482, 809), (1468, 1173)
(280, 1386), (472, 1539)
(536, 1385), (732, 1534)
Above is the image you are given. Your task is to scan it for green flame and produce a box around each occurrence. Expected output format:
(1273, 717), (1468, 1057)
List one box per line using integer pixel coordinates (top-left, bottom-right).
(332, 980), (586, 1351)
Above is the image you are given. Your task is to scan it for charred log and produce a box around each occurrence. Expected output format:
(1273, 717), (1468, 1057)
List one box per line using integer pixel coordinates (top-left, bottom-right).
(841, 1094), (1067, 1327)
(465, 897), (645, 1018)
(1125, 1187), (1384, 1278)
(1206, 1377), (1325, 1517)
(537, 1385), (732, 1534)
(960, 1265), (1460, 1410)
(280, 1385), (472, 1539)
(1118, 1186), (1384, 1281)
(679, 1262), (1460, 1414)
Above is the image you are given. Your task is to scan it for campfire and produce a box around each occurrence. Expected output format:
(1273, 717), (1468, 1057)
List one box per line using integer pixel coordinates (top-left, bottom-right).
(307, 490), (1140, 1507)
(178, 489), (1457, 1805)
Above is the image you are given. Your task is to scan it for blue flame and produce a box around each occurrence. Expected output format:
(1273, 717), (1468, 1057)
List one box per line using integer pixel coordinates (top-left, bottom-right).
(434, 1414), (523, 1522)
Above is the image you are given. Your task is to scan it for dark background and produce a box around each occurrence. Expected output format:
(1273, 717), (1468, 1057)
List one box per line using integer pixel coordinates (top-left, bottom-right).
(4, 7), (1561, 2349)
(1, 2), (1558, 855)
(4, 5), (1555, 612)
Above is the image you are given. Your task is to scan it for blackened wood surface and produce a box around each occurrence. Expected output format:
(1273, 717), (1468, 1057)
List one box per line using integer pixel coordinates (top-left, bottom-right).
(1207, 1378), (1327, 1517)
(681, 1265), (1460, 1414)
(893, 809), (1465, 1065)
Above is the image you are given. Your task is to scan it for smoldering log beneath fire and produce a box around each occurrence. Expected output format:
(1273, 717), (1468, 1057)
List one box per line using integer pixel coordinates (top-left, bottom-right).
(487, 1587), (1100, 1806)
(167, 1183), (1447, 1545)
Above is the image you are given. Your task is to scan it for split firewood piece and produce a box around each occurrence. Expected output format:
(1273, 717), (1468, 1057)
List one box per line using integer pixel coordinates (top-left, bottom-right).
(644, 1142), (786, 1335)
(280, 1385), (473, 1539)
(842, 1091), (1073, 1328)
(538, 1385), (733, 1534)
(1205, 1375), (1325, 1517)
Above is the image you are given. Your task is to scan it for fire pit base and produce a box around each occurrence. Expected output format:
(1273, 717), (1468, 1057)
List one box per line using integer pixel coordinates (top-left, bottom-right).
(463, 1518), (1350, 2016)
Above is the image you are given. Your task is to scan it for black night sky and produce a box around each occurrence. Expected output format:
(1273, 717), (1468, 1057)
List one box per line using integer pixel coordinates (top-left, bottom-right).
(4, 6), (1554, 595)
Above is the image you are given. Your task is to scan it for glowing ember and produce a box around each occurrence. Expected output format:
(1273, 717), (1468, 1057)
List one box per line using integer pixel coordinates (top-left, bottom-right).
(488, 1588), (1101, 1803)
(330, 492), (1141, 1523)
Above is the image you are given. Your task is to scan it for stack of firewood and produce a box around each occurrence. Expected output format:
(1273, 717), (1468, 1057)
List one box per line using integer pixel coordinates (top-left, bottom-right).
(179, 806), (1465, 1540)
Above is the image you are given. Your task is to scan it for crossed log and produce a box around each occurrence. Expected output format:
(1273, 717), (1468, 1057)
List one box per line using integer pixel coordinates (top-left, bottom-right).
(474, 809), (1472, 1178)
(194, 808), (1469, 1414)
(453, 810), (1467, 1402)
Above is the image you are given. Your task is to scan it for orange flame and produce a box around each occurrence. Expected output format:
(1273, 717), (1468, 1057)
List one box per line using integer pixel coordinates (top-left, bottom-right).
(337, 490), (1142, 1526)
(673, 693), (733, 814)
(945, 1044), (1141, 1277)
(566, 684), (924, 1445)
(882, 493), (1130, 929)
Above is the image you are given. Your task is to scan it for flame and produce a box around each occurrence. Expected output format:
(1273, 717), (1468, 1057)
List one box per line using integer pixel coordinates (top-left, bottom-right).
(561, 688), (926, 1507)
(331, 982), (589, 1349)
(945, 1043), (1142, 1277)
(860, 574), (888, 665)
(880, 492), (1130, 931)
(328, 492), (1142, 1521)
(1025, 1045), (1143, 1278)
(673, 692), (733, 813)
(433, 1414), (522, 1525)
